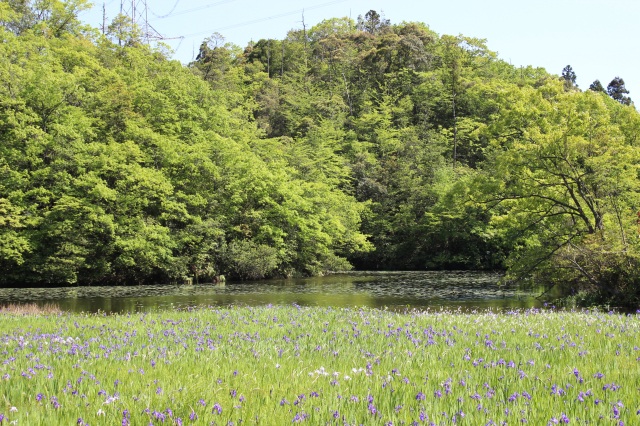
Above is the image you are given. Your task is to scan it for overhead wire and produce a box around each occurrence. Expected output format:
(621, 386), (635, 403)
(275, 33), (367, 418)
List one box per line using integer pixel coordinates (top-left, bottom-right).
(178, 0), (348, 40)
(150, 0), (237, 21)
(90, 0), (347, 61)
(149, 0), (183, 19)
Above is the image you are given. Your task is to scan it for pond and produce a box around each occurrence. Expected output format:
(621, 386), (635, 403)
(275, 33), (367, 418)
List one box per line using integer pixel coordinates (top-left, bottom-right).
(0, 271), (543, 314)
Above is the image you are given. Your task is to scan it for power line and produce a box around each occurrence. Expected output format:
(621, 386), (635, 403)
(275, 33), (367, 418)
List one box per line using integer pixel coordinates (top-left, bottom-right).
(151, 0), (237, 21)
(179, 0), (347, 40)
(149, 0), (182, 19)
(94, 0), (348, 61)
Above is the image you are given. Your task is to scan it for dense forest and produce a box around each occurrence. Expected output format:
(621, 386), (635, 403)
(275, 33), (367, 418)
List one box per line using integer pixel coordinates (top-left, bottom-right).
(1, 2), (640, 307)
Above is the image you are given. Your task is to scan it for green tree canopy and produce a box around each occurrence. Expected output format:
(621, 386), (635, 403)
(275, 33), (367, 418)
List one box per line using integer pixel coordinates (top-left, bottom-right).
(476, 82), (640, 305)
(0, 0), (371, 285)
(3, 1), (640, 309)
(607, 76), (632, 105)
(589, 79), (605, 92)
(561, 65), (577, 90)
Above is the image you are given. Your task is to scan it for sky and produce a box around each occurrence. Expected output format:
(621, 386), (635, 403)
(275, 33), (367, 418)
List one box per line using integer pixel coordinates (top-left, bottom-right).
(81, 0), (639, 99)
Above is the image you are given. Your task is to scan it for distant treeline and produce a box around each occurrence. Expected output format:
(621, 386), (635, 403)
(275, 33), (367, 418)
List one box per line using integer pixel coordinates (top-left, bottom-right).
(1, 3), (639, 308)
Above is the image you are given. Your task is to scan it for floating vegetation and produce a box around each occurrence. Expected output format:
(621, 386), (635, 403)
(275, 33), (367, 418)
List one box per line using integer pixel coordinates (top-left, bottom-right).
(0, 271), (539, 314)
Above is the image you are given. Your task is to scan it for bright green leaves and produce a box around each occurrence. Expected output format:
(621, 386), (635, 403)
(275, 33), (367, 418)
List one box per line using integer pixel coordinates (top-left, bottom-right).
(35, 194), (114, 284)
(1, 0), (90, 36)
(224, 239), (280, 280)
(0, 1), (372, 284)
(7, 1), (640, 300)
(477, 83), (640, 303)
(285, 120), (352, 188)
(487, 87), (636, 236)
(0, 198), (31, 267)
(230, 18), (521, 271)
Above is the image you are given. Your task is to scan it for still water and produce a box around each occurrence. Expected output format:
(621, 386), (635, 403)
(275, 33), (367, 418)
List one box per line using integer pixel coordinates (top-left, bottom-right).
(0, 271), (542, 314)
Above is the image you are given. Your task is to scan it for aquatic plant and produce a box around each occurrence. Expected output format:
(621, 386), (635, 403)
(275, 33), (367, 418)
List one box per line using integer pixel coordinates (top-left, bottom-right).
(0, 306), (638, 424)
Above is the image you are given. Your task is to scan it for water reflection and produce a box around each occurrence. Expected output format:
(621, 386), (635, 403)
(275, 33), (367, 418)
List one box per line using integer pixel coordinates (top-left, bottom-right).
(0, 271), (541, 314)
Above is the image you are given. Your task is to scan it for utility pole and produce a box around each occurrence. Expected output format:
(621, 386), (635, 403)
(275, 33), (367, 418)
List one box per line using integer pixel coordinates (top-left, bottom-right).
(101, 2), (107, 34)
(120, 0), (164, 44)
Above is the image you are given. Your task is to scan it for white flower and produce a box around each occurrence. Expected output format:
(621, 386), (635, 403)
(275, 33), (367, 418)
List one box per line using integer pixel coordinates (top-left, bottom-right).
(104, 396), (118, 404)
(97, 409), (105, 416)
(9, 407), (17, 412)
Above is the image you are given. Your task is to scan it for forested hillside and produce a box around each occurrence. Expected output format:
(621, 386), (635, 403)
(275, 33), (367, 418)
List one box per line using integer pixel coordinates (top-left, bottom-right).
(0, 0), (370, 285)
(2, 3), (640, 307)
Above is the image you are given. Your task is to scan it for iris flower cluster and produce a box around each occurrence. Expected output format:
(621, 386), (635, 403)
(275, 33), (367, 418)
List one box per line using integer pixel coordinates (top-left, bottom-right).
(0, 306), (638, 424)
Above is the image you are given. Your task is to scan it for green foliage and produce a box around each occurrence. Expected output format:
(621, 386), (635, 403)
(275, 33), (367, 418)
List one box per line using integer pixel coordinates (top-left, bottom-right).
(474, 82), (640, 308)
(196, 12), (640, 306)
(3, 1), (640, 306)
(0, 198), (31, 268)
(0, 0), (370, 285)
(224, 239), (280, 280)
(225, 15), (540, 271)
(356, 10), (390, 34)
(2, 307), (640, 424)
(607, 76), (632, 105)
(1, 0), (90, 36)
(561, 64), (577, 91)
(589, 79), (605, 93)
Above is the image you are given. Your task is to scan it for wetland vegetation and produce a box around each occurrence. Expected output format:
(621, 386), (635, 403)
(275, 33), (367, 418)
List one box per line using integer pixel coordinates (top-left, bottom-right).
(3, 3), (640, 424)
(1, 305), (639, 425)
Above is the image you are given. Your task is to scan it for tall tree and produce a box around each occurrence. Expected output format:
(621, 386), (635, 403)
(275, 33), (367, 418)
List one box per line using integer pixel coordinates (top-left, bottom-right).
(0, 0), (90, 36)
(356, 10), (390, 34)
(589, 79), (605, 93)
(607, 76), (632, 105)
(561, 65), (577, 91)
(477, 83), (640, 305)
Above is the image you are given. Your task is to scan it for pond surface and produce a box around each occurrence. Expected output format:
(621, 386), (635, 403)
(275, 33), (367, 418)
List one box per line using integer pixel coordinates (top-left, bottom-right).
(0, 271), (542, 314)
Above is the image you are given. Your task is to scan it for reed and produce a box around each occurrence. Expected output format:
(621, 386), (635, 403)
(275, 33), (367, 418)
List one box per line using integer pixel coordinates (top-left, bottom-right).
(0, 302), (62, 315)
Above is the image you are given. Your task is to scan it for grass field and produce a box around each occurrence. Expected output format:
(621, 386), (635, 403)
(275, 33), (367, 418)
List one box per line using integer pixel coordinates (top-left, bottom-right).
(0, 305), (639, 425)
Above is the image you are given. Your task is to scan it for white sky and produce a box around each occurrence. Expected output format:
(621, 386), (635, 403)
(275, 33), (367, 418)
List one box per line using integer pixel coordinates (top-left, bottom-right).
(82, 0), (639, 100)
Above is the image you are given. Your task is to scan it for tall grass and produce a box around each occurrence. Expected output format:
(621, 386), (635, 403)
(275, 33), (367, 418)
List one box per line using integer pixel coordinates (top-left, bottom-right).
(0, 306), (638, 425)
(0, 303), (62, 315)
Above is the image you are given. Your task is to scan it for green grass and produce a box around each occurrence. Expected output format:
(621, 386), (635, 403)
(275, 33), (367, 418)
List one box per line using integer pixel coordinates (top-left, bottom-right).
(0, 306), (638, 425)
